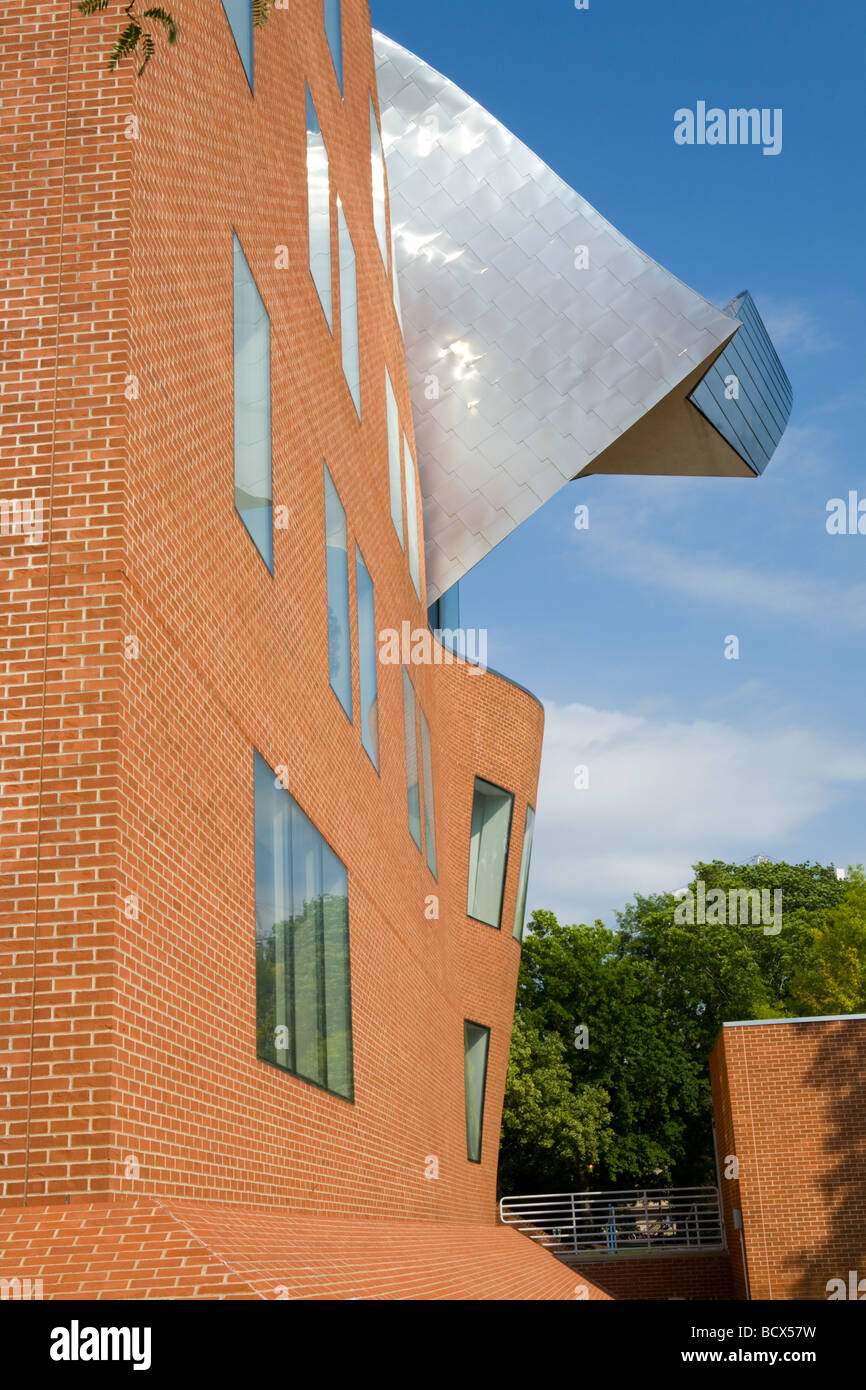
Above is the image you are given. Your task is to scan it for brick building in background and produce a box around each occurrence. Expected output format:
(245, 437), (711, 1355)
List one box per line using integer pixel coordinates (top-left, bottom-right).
(710, 1016), (866, 1301)
(1, 0), (791, 1299)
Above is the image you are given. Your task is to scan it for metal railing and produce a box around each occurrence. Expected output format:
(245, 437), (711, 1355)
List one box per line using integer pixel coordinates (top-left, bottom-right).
(499, 1187), (724, 1258)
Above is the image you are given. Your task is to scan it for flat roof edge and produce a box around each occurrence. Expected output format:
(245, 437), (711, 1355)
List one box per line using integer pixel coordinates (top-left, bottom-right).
(722, 1013), (866, 1029)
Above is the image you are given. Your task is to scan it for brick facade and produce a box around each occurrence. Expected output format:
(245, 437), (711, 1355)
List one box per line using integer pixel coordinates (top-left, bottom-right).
(0, 0), (569, 1297)
(577, 1253), (733, 1302)
(709, 1017), (866, 1301)
(0, 1197), (614, 1301)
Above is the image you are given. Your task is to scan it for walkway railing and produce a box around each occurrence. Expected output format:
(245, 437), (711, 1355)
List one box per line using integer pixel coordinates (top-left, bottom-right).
(499, 1187), (724, 1258)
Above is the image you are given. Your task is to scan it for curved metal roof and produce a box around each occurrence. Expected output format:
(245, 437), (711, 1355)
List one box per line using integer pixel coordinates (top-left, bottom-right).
(374, 33), (788, 600)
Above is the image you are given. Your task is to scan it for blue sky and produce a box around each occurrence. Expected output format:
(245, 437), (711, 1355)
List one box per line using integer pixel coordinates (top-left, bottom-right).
(372, 0), (866, 924)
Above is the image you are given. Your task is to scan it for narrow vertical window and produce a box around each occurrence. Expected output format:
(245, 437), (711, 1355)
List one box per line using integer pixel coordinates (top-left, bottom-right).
(254, 752), (353, 1101)
(467, 777), (514, 928)
(404, 434), (421, 598)
(221, 0), (254, 90)
(464, 1021), (490, 1163)
(355, 546), (379, 770)
(419, 709), (437, 878)
(321, 840), (353, 1100)
(337, 199), (361, 416)
(385, 370), (403, 547)
(255, 753), (292, 1073)
(306, 87), (333, 330)
(513, 806), (535, 943)
(323, 0), (343, 94)
(370, 96), (389, 268)
(402, 668), (422, 849)
(233, 232), (272, 571)
(324, 465), (351, 720)
(391, 229), (404, 332)
(290, 804), (324, 1088)
(428, 582), (460, 641)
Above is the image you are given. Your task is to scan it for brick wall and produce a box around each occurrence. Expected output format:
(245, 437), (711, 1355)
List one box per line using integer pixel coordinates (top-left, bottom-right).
(709, 1018), (866, 1301)
(1, 0), (134, 1205)
(1, 0), (546, 1247)
(579, 1253), (734, 1301)
(0, 1197), (614, 1300)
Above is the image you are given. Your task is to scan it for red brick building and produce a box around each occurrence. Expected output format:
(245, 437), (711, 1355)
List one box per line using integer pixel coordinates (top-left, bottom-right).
(1, 0), (791, 1299)
(0, 0), (590, 1300)
(710, 1015), (866, 1301)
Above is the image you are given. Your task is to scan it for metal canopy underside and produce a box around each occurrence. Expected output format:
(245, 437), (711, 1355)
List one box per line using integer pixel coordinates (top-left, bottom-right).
(374, 33), (782, 600)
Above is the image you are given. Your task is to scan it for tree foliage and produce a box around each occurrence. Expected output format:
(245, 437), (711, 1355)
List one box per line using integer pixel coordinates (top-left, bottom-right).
(500, 862), (855, 1194)
(789, 865), (866, 1015)
(76, 1), (178, 76)
(498, 1015), (612, 1195)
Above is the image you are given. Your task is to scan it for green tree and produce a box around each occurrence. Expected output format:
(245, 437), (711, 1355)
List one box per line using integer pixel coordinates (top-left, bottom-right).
(500, 863), (851, 1193)
(498, 1015), (612, 1195)
(514, 910), (709, 1186)
(790, 866), (866, 1015)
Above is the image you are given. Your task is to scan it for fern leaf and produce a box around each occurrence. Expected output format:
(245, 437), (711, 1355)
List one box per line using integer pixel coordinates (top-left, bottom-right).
(142, 7), (178, 44)
(76, 0), (112, 14)
(252, 0), (271, 27)
(137, 31), (155, 76)
(107, 20), (142, 72)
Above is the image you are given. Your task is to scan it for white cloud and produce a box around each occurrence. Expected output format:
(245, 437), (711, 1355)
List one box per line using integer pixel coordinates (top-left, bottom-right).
(756, 297), (836, 356)
(528, 701), (866, 925)
(591, 534), (866, 635)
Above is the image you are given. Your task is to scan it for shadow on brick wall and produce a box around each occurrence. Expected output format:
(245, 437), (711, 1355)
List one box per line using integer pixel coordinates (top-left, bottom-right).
(782, 1023), (866, 1300)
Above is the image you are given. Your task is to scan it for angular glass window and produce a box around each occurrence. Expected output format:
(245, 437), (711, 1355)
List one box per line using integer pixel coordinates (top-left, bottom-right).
(404, 434), (421, 598)
(233, 232), (272, 571)
(402, 667), (422, 850)
(323, 0), (343, 94)
(428, 581), (460, 639)
(337, 199), (361, 416)
(467, 777), (514, 928)
(306, 87), (333, 331)
(512, 806), (535, 943)
(391, 228), (403, 332)
(221, 0), (254, 90)
(464, 1021), (490, 1164)
(419, 708), (437, 878)
(290, 803), (324, 1088)
(370, 96), (389, 268)
(355, 546), (379, 770)
(385, 369), (403, 547)
(254, 752), (353, 1101)
(321, 840), (353, 1100)
(324, 464), (351, 720)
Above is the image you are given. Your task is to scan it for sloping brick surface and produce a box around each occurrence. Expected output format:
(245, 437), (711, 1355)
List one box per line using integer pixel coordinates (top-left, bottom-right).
(0, 1199), (611, 1300)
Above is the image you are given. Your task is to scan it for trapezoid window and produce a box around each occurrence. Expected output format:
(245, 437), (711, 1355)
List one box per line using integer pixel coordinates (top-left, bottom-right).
(254, 752), (354, 1101)
(306, 87), (333, 331)
(402, 667), (422, 850)
(464, 1020), (490, 1163)
(404, 434), (421, 598)
(385, 369), (403, 546)
(420, 708), (437, 878)
(355, 545), (379, 769)
(513, 806), (535, 943)
(467, 777), (514, 928)
(221, 0), (254, 90)
(370, 96), (389, 267)
(324, 464), (352, 720)
(338, 199), (361, 416)
(323, 0), (343, 94)
(233, 232), (273, 571)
